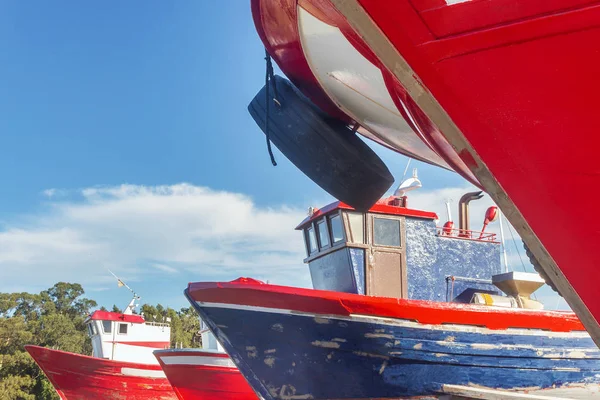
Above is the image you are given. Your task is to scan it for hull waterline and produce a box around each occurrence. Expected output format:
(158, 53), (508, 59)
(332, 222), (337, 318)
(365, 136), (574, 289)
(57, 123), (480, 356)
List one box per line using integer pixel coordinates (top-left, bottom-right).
(25, 345), (176, 400)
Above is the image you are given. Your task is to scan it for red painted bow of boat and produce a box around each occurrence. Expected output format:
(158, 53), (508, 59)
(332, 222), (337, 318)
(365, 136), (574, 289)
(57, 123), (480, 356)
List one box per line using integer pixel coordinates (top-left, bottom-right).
(154, 349), (257, 400)
(188, 278), (585, 332)
(25, 345), (176, 400)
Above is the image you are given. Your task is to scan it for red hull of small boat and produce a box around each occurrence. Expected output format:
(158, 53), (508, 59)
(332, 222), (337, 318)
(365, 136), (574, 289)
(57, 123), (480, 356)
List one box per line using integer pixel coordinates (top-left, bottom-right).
(25, 345), (176, 400)
(154, 349), (257, 400)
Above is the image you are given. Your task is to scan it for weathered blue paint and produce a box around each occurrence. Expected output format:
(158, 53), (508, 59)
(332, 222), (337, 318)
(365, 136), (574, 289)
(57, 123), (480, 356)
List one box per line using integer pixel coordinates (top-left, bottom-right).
(308, 247), (365, 295)
(405, 218), (502, 301)
(190, 300), (600, 400)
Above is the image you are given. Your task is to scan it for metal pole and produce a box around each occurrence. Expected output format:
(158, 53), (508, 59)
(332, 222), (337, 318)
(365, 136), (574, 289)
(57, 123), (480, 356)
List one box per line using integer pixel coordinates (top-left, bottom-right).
(498, 211), (509, 272)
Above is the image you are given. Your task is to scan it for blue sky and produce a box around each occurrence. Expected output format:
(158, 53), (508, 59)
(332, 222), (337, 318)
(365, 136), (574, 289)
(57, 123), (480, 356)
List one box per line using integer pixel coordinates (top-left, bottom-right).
(0, 2), (562, 311)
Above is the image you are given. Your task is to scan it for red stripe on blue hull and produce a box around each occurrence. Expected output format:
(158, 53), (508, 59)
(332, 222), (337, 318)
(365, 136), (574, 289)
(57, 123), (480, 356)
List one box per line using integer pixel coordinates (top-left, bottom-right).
(25, 345), (176, 400)
(154, 350), (257, 400)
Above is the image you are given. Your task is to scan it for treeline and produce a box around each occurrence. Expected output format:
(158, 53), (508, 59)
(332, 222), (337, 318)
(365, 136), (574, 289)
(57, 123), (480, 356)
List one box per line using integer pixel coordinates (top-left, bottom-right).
(0, 282), (201, 399)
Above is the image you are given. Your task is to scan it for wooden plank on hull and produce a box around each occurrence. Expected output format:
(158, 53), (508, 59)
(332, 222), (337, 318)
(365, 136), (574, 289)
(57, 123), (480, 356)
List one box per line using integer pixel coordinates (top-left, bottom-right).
(442, 384), (573, 400)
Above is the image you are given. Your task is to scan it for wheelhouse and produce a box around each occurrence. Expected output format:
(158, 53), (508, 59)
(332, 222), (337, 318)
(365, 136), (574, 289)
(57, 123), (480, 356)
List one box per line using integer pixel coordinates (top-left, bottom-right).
(85, 310), (170, 365)
(296, 194), (522, 305)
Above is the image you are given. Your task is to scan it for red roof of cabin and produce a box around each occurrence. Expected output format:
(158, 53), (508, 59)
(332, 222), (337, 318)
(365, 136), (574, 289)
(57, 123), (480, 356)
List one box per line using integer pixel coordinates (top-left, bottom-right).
(88, 310), (145, 324)
(296, 197), (438, 229)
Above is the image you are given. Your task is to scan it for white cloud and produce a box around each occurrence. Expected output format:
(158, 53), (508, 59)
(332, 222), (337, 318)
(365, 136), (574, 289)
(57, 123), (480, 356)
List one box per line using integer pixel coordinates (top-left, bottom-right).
(1, 182), (565, 310)
(0, 184), (308, 292)
(151, 263), (178, 274)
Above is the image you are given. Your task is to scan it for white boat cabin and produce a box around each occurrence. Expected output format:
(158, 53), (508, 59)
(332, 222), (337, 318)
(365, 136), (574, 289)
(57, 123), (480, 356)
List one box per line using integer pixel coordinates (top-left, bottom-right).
(85, 310), (170, 365)
(200, 319), (225, 352)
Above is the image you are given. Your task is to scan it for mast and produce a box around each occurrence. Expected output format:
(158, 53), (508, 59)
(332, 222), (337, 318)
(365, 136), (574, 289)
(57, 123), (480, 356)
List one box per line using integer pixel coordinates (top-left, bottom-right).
(108, 270), (140, 315)
(498, 211), (509, 273)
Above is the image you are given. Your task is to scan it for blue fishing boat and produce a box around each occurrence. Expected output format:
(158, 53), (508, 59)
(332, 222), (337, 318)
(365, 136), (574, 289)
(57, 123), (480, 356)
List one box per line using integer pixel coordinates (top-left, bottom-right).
(187, 182), (600, 399)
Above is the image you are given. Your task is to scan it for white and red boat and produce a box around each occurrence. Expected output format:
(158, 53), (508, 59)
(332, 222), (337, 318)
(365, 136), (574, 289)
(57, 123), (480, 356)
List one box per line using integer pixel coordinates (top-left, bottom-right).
(27, 292), (177, 399)
(154, 320), (257, 400)
(248, 0), (600, 344)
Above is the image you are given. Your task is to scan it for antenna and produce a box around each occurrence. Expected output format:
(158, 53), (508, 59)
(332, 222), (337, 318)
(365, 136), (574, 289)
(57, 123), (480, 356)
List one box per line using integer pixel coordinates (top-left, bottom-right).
(108, 270), (140, 315)
(400, 158), (412, 182)
(498, 212), (509, 273)
(445, 199), (452, 222)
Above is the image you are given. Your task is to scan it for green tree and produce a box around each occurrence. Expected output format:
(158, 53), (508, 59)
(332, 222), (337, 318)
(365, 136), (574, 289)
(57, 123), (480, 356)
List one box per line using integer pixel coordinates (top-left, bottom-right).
(0, 283), (97, 399)
(0, 282), (201, 399)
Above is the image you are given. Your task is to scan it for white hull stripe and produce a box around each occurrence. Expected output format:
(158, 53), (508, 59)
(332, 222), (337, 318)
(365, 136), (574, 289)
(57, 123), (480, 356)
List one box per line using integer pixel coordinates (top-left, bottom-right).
(159, 355), (236, 368)
(195, 301), (591, 339)
(121, 367), (166, 378)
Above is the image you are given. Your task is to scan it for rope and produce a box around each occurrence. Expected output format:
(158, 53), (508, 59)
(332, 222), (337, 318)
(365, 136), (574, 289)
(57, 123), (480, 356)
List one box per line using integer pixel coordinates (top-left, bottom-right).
(507, 222), (527, 272)
(507, 222), (538, 301)
(264, 49), (280, 166)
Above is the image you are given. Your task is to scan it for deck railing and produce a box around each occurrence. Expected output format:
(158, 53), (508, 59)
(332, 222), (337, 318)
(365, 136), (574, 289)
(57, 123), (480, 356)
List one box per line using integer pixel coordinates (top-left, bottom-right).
(436, 227), (497, 242)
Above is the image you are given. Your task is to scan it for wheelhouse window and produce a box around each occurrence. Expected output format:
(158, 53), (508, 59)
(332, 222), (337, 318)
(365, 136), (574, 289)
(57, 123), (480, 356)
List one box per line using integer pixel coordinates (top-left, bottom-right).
(102, 320), (112, 334)
(347, 212), (364, 244)
(317, 219), (330, 249)
(329, 214), (344, 243)
(87, 322), (97, 336)
(373, 217), (401, 247)
(118, 323), (128, 335)
(306, 226), (318, 255)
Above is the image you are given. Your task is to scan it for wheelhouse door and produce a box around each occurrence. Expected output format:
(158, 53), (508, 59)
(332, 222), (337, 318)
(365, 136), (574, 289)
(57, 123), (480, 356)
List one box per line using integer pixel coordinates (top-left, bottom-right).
(366, 214), (407, 299)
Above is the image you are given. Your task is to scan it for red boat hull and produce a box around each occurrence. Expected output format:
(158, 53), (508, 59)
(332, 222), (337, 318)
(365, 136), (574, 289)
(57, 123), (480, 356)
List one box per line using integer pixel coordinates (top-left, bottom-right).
(323, 0), (600, 342)
(25, 345), (176, 400)
(154, 349), (257, 400)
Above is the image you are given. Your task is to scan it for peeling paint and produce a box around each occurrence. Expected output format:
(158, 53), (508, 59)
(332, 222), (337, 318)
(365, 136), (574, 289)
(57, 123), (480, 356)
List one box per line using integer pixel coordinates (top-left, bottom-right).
(264, 349), (277, 354)
(310, 340), (340, 349)
(278, 384), (314, 399)
(413, 343), (423, 350)
(246, 346), (258, 359)
(470, 343), (497, 350)
(569, 351), (587, 359)
(314, 317), (330, 324)
(264, 356), (276, 367)
(332, 338), (346, 343)
(271, 323), (284, 332)
(365, 333), (394, 339)
(352, 351), (389, 359)
(379, 360), (388, 375)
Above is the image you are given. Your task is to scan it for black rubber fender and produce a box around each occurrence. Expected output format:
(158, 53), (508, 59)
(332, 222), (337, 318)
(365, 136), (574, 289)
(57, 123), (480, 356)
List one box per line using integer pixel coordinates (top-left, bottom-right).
(248, 75), (394, 211)
(523, 241), (561, 296)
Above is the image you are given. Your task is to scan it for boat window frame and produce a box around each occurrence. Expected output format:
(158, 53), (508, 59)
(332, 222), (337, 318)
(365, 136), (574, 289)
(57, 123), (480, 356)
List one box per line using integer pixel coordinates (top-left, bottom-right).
(316, 218), (331, 250)
(328, 212), (345, 244)
(118, 323), (128, 335)
(87, 322), (97, 337)
(305, 225), (318, 256)
(371, 215), (402, 249)
(102, 320), (112, 334)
